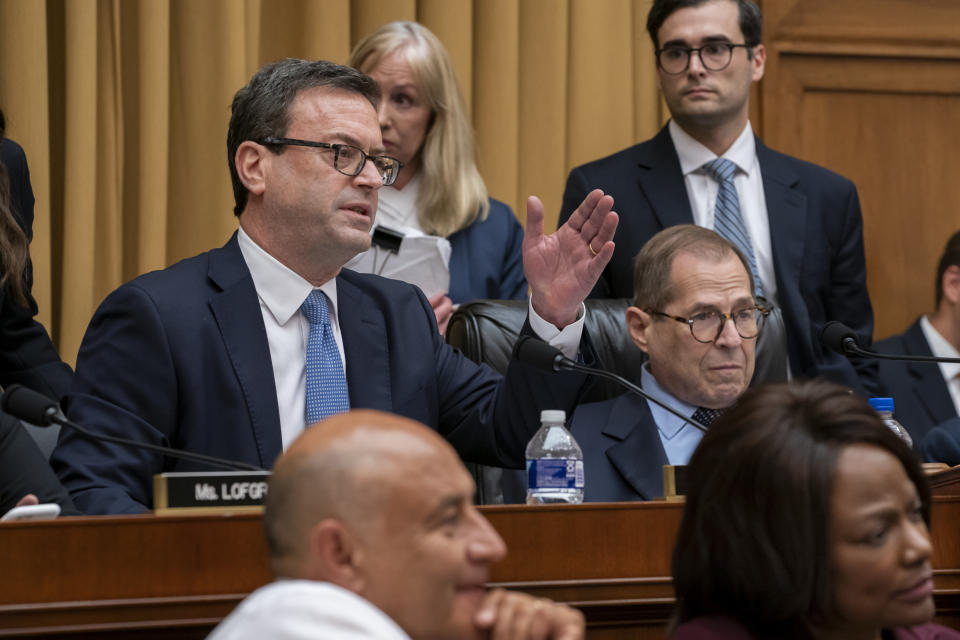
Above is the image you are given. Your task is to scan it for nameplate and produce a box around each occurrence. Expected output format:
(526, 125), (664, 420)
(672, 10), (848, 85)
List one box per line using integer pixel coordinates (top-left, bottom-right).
(662, 464), (688, 502)
(153, 470), (272, 515)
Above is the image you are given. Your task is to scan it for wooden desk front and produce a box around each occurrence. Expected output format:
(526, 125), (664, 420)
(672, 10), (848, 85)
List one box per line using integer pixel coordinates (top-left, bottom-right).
(2, 499), (959, 639)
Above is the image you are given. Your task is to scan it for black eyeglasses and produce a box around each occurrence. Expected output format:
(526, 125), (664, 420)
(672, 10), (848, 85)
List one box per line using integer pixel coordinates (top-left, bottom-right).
(647, 304), (770, 344)
(655, 43), (752, 74)
(260, 137), (403, 186)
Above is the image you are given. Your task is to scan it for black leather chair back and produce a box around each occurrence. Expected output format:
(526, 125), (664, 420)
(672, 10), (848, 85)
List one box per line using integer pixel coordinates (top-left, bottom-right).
(446, 298), (646, 404)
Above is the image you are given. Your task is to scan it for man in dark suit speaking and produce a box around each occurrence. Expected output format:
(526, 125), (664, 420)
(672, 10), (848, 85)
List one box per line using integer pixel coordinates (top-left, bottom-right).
(51, 59), (618, 514)
(558, 0), (875, 395)
(571, 225), (760, 502)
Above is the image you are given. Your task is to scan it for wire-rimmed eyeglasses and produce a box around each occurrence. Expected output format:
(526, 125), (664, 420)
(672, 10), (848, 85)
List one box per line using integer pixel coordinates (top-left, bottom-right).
(260, 136), (403, 186)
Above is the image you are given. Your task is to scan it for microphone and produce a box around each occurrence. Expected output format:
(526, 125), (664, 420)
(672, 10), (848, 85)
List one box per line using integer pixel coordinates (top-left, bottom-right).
(513, 336), (707, 432)
(1, 384), (263, 472)
(820, 321), (860, 356)
(819, 321), (960, 364)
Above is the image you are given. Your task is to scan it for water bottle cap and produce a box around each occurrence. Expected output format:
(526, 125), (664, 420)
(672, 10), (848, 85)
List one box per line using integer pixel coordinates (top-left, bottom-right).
(869, 397), (894, 412)
(540, 409), (566, 423)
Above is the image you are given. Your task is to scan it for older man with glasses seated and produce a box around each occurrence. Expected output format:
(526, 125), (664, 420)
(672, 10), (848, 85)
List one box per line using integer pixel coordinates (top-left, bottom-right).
(536, 225), (766, 503)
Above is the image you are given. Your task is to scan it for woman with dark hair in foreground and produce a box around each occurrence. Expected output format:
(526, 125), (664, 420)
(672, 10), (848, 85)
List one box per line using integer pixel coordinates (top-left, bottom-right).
(671, 380), (959, 640)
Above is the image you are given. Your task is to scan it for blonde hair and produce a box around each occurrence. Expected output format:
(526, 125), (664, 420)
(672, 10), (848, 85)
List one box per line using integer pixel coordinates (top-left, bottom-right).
(349, 21), (489, 238)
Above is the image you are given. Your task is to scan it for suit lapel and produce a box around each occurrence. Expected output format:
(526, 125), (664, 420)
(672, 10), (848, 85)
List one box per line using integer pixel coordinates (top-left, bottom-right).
(903, 321), (956, 424)
(636, 126), (695, 229)
(337, 274), (393, 411)
(757, 141), (806, 305)
(207, 234), (283, 466)
(602, 394), (669, 500)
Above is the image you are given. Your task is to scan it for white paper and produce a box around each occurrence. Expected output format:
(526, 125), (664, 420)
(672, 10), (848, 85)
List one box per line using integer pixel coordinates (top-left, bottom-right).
(344, 229), (451, 298)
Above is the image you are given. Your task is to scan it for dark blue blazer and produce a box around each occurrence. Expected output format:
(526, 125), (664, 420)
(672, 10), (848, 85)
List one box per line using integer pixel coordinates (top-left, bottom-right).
(876, 318), (957, 446)
(921, 418), (960, 466)
(50, 234), (586, 514)
(571, 393), (667, 502)
(559, 125), (876, 394)
(0, 139), (72, 398)
(448, 198), (526, 304)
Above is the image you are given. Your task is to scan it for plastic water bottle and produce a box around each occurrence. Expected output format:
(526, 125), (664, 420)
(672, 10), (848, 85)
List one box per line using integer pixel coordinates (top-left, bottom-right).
(526, 410), (585, 504)
(869, 397), (913, 447)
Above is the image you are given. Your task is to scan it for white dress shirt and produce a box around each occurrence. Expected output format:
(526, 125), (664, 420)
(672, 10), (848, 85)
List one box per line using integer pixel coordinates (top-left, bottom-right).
(238, 226), (343, 450)
(668, 119), (778, 307)
(237, 225), (584, 450)
(207, 580), (411, 640)
(641, 366), (704, 465)
(920, 315), (960, 415)
(374, 171), (423, 232)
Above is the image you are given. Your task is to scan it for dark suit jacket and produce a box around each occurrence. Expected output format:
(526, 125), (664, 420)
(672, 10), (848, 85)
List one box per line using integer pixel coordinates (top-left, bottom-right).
(876, 318), (957, 445)
(51, 234), (587, 514)
(0, 138), (73, 398)
(571, 393), (668, 502)
(559, 125), (876, 394)
(922, 418), (960, 466)
(448, 198), (527, 304)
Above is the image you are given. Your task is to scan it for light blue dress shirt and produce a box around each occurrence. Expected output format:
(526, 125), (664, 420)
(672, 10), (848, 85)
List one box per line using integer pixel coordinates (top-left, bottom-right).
(641, 366), (705, 465)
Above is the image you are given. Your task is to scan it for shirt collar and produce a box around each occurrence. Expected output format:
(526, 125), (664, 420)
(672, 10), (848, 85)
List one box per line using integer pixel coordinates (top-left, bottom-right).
(920, 315), (960, 379)
(236, 225), (339, 326)
(641, 365), (697, 440)
(668, 119), (758, 178)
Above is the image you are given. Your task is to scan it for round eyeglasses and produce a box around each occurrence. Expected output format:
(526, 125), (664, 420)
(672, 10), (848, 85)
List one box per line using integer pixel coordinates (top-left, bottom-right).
(655, 43), (752, 75)
(647, 305), (770, 344)
(260, 137), (403, 186)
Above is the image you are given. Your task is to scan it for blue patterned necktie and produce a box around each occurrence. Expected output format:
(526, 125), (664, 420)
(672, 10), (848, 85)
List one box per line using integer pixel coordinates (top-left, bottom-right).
(701, 157), (763, 297)
(301, 290), (349, 424)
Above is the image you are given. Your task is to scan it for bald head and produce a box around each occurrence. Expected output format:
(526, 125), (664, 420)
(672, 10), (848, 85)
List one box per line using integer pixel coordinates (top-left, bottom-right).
(263, 410), (508, 639)
(263, 410), (466, 578)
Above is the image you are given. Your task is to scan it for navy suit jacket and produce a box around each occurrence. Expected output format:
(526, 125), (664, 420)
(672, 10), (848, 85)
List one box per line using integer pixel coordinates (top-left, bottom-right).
(51, 234), (587, 514)
(559, 125), (876, 394)
(448, 198), (526, 304)
(0, 139), (72, 398)
(876, 318), (957, 445)
(571, 393), (668, 502)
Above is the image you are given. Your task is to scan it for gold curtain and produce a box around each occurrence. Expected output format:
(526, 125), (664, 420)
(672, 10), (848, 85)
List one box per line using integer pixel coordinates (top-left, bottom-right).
(0, 0), (665, 366)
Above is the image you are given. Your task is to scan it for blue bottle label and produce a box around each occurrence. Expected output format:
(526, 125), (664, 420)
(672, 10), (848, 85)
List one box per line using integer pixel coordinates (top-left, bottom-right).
(527, 459), (585, 489)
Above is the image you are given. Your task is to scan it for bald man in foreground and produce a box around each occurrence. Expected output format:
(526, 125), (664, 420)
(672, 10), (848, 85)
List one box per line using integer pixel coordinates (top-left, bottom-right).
(208, 410), (584, 640)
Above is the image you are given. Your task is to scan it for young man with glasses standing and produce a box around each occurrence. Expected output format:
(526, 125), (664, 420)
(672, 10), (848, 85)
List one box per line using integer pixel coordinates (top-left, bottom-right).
(51, 59), (619, 514)
(558, 0), (876, 396)
(536, 225), (763, 502)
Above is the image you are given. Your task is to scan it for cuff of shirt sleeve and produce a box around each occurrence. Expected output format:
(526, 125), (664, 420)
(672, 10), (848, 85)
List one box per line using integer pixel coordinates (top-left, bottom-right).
(527, 300), (585, 360)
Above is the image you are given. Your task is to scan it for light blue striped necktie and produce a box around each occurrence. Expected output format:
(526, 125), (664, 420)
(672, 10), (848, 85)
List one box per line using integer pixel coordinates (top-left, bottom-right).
(301, 290), (349, 425)
(701, 157), (763, 297)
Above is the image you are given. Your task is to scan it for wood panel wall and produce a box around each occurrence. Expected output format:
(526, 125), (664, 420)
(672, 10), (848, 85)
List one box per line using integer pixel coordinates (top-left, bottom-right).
(759, 0), (960, 340)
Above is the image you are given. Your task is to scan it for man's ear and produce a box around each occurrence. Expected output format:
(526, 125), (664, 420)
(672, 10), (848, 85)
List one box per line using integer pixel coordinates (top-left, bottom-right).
(941, 264), (960, 306)
(306, 519), (366, 593)
(626, 306), (653, 355)
(751, 43), (766, 82)
(235, 140), (268, 197)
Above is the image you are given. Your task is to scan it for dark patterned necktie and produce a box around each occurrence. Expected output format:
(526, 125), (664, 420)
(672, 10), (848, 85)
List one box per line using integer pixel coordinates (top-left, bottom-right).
(691, 406), (723, 428)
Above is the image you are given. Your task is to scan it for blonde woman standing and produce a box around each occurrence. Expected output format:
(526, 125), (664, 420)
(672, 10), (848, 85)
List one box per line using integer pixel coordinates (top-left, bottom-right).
(349, 22), (526, 333)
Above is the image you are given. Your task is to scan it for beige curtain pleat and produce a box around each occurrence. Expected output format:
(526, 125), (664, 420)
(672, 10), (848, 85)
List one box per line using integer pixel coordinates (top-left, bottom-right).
(351, 0), (416, 47)
(0, 0), (663, 366)
(474, 0), (519, 217)
(0, 0), (53, 327)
